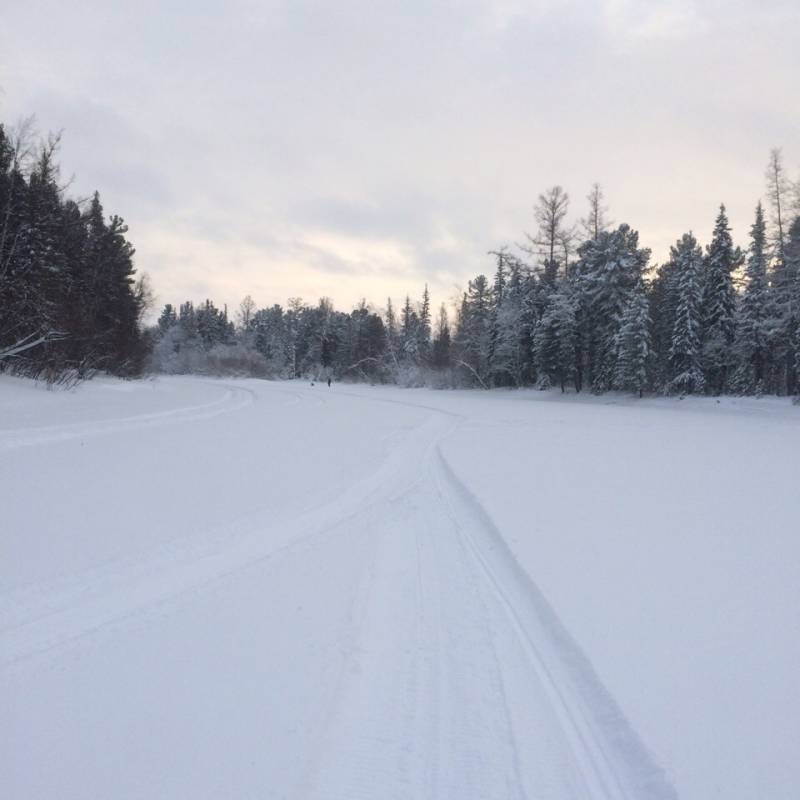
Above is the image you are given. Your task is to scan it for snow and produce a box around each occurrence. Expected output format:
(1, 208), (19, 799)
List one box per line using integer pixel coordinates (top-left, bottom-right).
(2, 375), (798, 799)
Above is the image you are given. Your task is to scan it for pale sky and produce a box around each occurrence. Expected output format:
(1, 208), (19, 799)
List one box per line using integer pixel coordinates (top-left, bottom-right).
(1, 1), (798, 316)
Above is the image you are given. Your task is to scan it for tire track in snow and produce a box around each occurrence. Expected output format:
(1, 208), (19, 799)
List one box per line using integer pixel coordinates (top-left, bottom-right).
(3, 379), (678, 799)
(433, 445), (678, 800)
(0, 409), (453, 672)
(299, 458), (566, 799)
(292, 384), (676, 798)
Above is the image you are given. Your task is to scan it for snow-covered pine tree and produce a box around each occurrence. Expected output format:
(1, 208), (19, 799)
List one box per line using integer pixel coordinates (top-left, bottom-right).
(702, 204), (741, 394)
(668, 232), (705, 395)
(614, 280), (651, 397)
(511, 269), (538, 384)
(647, 259), (679, 391)
(157, 304), (178, 332)
(455, 275), (492, 386)
(534, 288), (577, 392)
(383, 297), (400, 371)
(574, 223), (650, 392)
(432, 303), (451, 369)
(782, 216), (800, 395)
(400, 295), (419, 363)
(768, 213), (800, 394)
(733, 203), (771, 393)
(488, 250), (506, 378)
(416, 285), (431, 365)
(491, 255), (527, 387)
(488, 249), (519, 386)
(795, 270), (800, 397)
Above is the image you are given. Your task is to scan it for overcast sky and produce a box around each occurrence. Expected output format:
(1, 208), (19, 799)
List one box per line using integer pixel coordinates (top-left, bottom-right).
(1, 0), (798, 315)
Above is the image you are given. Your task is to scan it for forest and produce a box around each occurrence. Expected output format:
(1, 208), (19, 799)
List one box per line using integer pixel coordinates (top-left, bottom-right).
(2, 119), (799, 396)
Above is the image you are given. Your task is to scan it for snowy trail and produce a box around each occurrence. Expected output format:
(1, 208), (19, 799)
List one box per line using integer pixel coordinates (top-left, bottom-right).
(0, 380), (254, 451)
(296, 396), (674, 800)
(5, 376), (796, 799)
(0, 400), (444, 670)
(2, 377), (674, 799)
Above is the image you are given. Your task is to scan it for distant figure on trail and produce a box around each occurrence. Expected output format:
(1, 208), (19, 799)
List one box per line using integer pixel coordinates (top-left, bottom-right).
(327, 378), (331, 388)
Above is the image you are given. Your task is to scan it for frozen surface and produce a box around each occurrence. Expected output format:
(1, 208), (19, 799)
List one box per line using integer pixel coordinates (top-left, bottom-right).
(2, 375), (798, 799)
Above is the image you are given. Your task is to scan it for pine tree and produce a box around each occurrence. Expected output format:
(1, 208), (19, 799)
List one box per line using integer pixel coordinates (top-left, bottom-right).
(668, 232), (705, 394)
(534, 288), (577, 392)
(454, 276), (492, 386)
(614, 281), (651, 396)
(702, 205), (741, 393)
(575, 223), (650, 392)
(488, 250), (507, 384)
(794, 269), (800, 396)
(432, 303), (451, 369)
(647, 259), (679, 391)
(781, 217), (800, 394)
(0, 123), (145, 377)
(518, 271), (539, 385)
(384, 297), (399, 368)
(18, 142), (67, 368)
(490, 255), (527, 387)
(158, 304), (177, 332)
(733, 203), (771, 393)
(400, 295), (419, 362)
(417, 285), (431, 364)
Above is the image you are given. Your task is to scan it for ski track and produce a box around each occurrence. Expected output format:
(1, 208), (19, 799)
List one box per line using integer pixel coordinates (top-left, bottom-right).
(2, 379), (678, 798)
(0, 380), (255, 451)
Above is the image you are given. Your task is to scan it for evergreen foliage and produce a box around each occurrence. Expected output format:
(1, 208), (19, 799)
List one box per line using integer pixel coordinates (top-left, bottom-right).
(702, 205), (740, 393)
(0, 123), (147, 380)
(668, 232), (706, 395)
(733, 204), (771, 393)
(6, 117), (796, 398)
(614, 281), (651, 397)
(148, 189), (798, 398)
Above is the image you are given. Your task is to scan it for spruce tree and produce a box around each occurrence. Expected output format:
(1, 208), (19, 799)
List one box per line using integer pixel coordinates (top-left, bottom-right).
(158, 304), (178, 332)
(488, 250), (507, 382)
(781, 217), (800, 394)
(647, 259), (680, 391)
(615, 281), (651, 396)
(432, 304), (451, 369)
(384, 297), (399, 369)
(455, 276), (492, 386)
(400, 295), (419, 362)
(534, 288), (577, 392)
(733, 203), (771, 393)
(491, 255), (526, 387)
(702, 205), (740, 393)
(417, 285), (431, 364)
(668, 232), (705, 395)
(575, 224), (650, 392)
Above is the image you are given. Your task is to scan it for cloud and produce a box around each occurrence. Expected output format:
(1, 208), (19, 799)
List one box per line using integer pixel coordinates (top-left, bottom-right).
(601, 0), (708, 42)
(1, 0), (798, 315)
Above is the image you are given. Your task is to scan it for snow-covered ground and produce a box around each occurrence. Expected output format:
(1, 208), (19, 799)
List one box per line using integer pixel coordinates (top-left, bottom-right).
(2, 375), (798, 799)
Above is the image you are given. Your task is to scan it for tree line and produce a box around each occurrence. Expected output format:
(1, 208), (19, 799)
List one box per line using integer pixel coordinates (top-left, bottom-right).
(154, 152), (800, 397)
(2, 117), (798, 397)
(0, 120), (148, 381)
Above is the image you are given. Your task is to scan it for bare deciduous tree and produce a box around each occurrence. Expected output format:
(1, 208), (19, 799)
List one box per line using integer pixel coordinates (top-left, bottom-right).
(765, 147), (790, 263)
(523, 186), (575, 284)
(580, 182), (612, 241)
(237, 294), (256, 331)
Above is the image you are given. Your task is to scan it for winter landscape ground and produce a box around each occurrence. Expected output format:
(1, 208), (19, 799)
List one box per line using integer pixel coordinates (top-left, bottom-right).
(2, 375), (798, 799)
